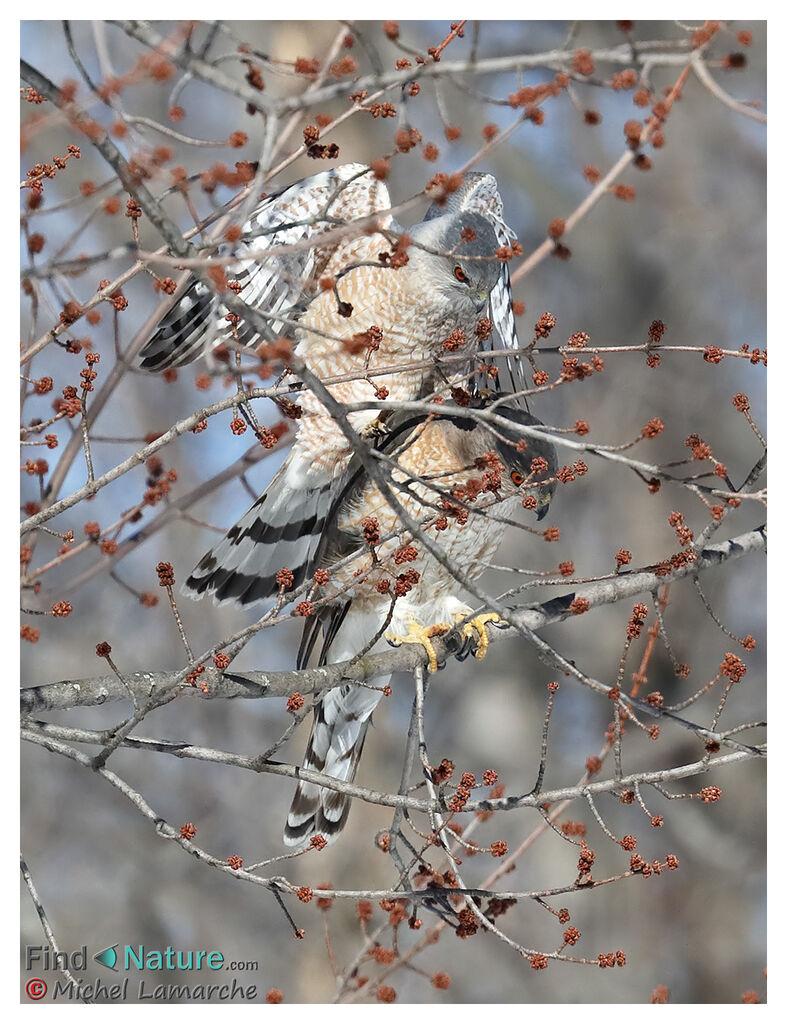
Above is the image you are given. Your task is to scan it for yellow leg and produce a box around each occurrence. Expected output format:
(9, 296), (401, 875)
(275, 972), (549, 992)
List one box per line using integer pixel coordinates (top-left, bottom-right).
(385, 621), (450, 673)
(460, 612), (505, 660)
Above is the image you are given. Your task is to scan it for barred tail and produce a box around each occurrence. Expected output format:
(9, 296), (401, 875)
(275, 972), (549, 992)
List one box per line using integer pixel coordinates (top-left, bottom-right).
(283, 683), (385, 847)
(183, 462), (336, 608)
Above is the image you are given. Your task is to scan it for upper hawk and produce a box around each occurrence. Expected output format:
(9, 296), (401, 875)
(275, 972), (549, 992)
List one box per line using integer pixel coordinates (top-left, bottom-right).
(139, 164), (528, 605)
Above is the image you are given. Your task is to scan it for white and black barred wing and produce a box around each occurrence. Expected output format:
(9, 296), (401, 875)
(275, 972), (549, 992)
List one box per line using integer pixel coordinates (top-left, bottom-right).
(139, 164), (391, 371)
(183, 457), (343, 607)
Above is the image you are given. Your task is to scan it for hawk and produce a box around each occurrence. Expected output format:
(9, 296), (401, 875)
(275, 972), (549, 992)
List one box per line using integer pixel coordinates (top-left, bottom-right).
(138, 163), (524, 383)
(139, 163), (544, 842)
(168, 163), (528, 604)
(283, 396), (558, 846)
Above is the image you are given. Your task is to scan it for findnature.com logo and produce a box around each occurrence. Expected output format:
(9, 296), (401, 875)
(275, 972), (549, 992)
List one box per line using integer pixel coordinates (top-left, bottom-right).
(24, 944), (260, 1002)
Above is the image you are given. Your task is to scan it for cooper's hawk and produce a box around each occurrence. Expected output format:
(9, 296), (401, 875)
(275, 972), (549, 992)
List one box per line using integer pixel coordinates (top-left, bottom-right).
(169, 163), (528, 604)
(140, 163), (545, 843)
(283, 396), (558, 846)
(139, 163), (523, 381)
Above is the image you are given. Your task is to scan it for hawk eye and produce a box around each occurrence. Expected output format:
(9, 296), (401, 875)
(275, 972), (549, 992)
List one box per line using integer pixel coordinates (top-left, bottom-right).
(510, 470), (525, 486)
(453, 266), (469, 284)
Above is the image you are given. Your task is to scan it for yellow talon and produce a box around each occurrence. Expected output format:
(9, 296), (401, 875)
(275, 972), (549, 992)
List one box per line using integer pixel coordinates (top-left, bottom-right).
(360, 415), (391, 440)
(461, 612), (504, 660)
(385, 621), (450, 673)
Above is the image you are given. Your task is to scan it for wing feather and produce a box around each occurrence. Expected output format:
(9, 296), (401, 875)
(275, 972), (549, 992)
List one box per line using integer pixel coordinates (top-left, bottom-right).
(140, 164), (391, 371)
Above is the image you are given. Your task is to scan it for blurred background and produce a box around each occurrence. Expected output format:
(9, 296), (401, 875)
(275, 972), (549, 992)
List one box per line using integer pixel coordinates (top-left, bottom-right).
(21, 20), (766, 1003)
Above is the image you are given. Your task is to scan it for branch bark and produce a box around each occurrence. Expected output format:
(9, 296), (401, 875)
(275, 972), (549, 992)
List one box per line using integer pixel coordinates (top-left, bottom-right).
(21, 524), (765, 715)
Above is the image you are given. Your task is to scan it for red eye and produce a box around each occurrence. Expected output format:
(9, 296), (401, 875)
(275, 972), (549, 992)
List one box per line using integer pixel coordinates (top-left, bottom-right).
(453, 266), (468, 283)
(511, 470), (525, 486)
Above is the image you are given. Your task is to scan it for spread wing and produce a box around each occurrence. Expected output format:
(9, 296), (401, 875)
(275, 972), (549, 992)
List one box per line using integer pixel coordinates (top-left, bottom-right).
(139, 164), (391, 371)
(181, 407), (428, 610)
(425, 172), (525, 398)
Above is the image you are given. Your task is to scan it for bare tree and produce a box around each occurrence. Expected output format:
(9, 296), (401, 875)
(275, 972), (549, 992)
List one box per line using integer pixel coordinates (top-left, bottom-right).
(21, 20), (765, 1005)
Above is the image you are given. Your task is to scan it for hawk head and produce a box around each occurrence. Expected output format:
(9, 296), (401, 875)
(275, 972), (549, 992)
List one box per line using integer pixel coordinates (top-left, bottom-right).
(407, 212), (502, 312)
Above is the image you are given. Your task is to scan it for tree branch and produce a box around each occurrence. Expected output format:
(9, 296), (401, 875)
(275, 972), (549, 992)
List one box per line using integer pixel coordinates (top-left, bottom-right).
(21, 524), (765, 715)
(22, 721), (762, 820)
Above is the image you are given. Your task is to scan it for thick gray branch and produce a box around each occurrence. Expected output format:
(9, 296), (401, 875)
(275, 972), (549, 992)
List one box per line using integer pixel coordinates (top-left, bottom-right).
(22, 722), (762, 816)
(20, 524), (765, 715)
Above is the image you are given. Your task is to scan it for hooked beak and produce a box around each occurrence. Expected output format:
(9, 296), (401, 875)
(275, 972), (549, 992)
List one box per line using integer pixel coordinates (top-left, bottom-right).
(536, 494), (552, 521)
(474, 290), (490, 313)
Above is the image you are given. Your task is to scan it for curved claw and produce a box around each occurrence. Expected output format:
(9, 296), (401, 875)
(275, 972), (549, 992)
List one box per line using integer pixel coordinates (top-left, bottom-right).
(385, 621), (450, 673)
(460, 613), (508, 661)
